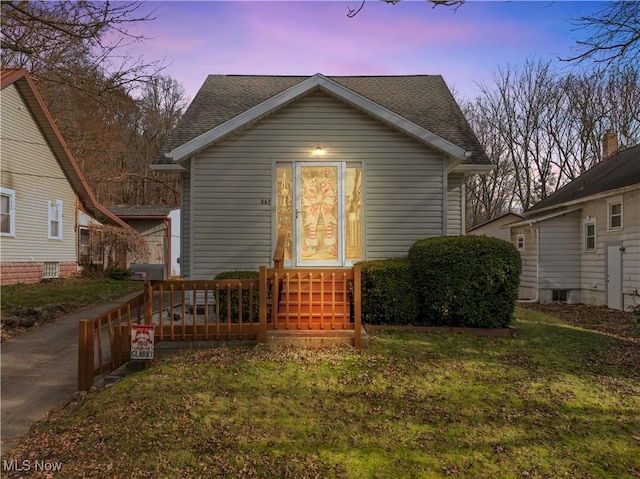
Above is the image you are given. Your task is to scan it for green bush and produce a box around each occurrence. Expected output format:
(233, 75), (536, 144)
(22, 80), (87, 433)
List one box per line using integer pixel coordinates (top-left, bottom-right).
(105, 266), (131, 281)
(214, 271), (260, 322)
(358, 258), (420, 325)
(408, 236), (521, 328)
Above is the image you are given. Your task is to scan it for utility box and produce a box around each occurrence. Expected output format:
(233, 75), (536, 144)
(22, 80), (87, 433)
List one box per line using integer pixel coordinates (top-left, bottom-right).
(130, 263), (167, 281)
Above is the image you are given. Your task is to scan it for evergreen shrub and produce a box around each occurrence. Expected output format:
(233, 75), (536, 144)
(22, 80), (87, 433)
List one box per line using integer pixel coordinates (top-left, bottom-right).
(408, 236), (521, 328)
(358, 258), (420, 325)
(213, 271), (260, 322)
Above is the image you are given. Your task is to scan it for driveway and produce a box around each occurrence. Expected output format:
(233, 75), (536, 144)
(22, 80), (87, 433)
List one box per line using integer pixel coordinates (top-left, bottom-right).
(0, 293), (141, 454)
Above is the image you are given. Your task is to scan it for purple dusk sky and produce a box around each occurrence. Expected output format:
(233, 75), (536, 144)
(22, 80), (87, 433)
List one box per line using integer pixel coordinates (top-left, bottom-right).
(129, 1), (605, 101)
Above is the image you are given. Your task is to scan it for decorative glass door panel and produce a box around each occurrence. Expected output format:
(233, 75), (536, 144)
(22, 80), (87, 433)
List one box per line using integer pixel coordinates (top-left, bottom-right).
(346, 165), (362, 260)
(276, 165), (293, 261)
(296, 164), (342, 266)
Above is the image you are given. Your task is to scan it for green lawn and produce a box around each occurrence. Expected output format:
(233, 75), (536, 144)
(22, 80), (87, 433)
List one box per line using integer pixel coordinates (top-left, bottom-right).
(1, 278), (143, 315)
(3, 307), (639, 478)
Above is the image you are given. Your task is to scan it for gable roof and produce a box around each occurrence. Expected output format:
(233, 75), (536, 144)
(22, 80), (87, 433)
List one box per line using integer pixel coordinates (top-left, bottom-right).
(0, 68), (128, 228)
(526, 144), (640, 215)
(154, 73), (491, 169)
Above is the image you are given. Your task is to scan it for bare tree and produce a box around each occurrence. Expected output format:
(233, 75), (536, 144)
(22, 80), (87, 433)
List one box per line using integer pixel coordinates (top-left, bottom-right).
(466, 59), (640, 225)
(347, 0), (464, 18)
(565, 1), (640, 69)
(1, 1), (162, 94)
(461, 99), (517, 228)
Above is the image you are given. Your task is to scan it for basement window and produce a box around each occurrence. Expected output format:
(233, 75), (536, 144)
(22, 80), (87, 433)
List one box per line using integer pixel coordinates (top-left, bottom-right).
(43, 262), (59, 279)
(552, 290), (568, 302)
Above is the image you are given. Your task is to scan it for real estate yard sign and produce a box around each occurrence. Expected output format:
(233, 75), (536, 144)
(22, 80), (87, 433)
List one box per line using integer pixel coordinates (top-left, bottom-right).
(131, 324), (155, 359)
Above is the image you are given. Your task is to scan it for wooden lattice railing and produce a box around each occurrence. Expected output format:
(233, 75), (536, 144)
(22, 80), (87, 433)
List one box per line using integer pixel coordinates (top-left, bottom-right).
(79, 267), (362, 391)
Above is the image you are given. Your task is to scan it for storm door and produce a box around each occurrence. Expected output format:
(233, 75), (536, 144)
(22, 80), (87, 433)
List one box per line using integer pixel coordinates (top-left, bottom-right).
(275, 162), (362, 267)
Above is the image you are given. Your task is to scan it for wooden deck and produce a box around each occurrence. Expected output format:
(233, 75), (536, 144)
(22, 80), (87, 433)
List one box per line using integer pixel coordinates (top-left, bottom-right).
(78, 265), (362, 391)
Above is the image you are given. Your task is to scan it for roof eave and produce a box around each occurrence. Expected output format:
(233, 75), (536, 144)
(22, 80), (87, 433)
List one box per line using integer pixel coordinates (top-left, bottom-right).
(450, 163), (494, 174)
(169, 73), (469, 166)
(525, 183), (640, 217)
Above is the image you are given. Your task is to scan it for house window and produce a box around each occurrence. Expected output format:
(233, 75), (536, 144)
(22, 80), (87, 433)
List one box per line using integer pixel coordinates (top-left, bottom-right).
(43, 262), (59, 279)
(48, 200), (63, 240)
(552, 290), (568, 302)
(516, 234), (525, 252)
(608, 200), (622, 230)
(584, 222), (596, 251)
(1, 187), (16, 236)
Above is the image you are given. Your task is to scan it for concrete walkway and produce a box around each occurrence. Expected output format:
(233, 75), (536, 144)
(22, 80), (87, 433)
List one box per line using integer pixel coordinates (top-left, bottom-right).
(0, 292), (142, 455)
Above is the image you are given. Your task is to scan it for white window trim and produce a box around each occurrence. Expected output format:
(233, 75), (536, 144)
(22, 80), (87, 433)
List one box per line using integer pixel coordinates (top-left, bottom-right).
(48, 199), (63, 240)
(1, 187), (16, 237)
(606, 196), (623, 231)
(516, 233), (525, 252)
(584, 220), (596, 252)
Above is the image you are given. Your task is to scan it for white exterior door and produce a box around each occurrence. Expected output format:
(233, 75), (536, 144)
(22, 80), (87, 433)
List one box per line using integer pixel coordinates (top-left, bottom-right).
(295, 163), (344, 267)
(606, 244), (622, 310)
(275, 161), (363, 268)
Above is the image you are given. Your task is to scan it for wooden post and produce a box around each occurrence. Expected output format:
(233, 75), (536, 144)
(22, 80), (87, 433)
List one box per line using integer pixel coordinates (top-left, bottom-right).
(353, 265), (362, 349)
(78, 320), (94, 391)
(258, 266), (267, 343)
(144, 281), (153, 325)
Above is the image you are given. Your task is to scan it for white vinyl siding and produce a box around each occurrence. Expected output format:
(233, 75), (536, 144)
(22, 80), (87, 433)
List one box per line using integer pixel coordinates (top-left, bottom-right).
(512, 225), (538, 300)
(0, 84), (77, 262)
(181, 171), (191, 278)
(446, 173), (464, 235)
(187, 91), (447, 278)
(1, 187), (16, 236)
(538, 211), (581, 302)
(579, 191), (640, 310)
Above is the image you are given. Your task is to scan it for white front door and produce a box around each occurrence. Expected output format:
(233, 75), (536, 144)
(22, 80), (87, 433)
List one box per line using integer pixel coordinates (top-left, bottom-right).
(295, 163), (344, 266)
(275, 162), (363, 268)
(606, 244), (622, 310)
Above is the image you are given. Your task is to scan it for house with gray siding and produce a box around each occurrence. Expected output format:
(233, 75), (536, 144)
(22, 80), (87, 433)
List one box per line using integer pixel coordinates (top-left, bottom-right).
(507, 139), (640, 311)
(0, 68), (127, 285)
(152, 74), (492, 279)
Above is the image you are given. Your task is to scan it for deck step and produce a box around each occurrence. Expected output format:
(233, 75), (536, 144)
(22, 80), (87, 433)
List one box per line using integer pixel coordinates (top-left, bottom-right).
(266, 329), (360, 348)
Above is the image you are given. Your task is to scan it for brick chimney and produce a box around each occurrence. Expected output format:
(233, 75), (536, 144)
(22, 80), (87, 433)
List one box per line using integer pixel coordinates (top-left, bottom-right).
(602, 131), (618, 162)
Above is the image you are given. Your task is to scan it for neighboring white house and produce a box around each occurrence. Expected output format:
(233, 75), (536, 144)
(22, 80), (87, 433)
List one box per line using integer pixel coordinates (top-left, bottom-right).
(151, 73), (493, 278)
(468, 212), (524, 242)
(0, 68), (127, 285)
(507, 140), (640, 311)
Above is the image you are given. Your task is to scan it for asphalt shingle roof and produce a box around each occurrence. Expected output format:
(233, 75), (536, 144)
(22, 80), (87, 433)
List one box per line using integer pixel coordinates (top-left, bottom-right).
(157, 74), (490, 166)
(527, 144), (640, 213)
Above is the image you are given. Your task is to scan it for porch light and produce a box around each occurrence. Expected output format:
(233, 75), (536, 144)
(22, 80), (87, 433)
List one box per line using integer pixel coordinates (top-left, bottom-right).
(313, 145), (325, 156)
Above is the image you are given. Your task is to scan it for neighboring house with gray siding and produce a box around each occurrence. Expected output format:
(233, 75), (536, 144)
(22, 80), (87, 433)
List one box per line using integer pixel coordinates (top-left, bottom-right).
(0, 68), (127, 285)
(507, 141), (640, 311)
(152, 74), (492, 279)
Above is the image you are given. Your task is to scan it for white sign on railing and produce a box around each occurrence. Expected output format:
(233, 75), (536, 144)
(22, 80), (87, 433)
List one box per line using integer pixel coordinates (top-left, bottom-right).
(131, 324), (155, 360)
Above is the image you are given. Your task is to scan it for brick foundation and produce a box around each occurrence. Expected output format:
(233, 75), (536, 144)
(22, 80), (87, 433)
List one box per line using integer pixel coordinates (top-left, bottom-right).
(0, 261), (78, 285)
